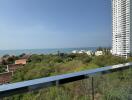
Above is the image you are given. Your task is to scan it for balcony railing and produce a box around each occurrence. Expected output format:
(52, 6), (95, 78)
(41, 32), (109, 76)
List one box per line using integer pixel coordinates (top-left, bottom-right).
(0, 62), (132, 99)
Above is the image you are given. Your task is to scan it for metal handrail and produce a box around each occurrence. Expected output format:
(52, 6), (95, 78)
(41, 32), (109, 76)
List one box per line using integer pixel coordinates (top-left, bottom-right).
(0, 62), (132, 98)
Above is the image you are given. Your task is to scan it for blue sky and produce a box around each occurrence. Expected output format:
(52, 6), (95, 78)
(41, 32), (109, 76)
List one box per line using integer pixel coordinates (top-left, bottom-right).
(0, 0), (111, 50)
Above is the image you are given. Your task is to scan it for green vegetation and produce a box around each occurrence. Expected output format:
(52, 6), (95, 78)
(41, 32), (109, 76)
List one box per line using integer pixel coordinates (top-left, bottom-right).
(0, 65), (6, 73)
(2, 53), (132, 100)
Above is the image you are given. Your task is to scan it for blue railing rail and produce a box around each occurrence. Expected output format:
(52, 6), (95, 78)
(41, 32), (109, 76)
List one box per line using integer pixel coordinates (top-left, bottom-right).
(0, 62), (132, 98)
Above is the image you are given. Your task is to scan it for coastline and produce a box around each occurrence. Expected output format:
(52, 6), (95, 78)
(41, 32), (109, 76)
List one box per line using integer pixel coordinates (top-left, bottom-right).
(0, 47), (99, 57)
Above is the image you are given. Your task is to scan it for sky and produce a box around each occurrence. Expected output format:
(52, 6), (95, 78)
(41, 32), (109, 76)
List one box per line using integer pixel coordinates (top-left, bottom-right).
(0, 0), (112, 50)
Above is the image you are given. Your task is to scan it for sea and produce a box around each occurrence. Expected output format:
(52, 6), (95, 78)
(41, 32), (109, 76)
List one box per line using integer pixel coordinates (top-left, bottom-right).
(0, 47), (98, 57)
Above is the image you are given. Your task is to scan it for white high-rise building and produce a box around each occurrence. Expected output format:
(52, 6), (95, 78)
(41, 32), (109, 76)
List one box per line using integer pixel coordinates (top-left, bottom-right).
(112, 0), (132, 57)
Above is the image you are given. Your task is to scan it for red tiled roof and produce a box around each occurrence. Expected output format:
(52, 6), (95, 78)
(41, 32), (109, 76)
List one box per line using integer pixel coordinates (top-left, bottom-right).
(15, 59), (27, 65)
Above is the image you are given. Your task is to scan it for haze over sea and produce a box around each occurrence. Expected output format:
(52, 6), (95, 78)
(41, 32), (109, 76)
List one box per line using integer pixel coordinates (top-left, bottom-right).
(0, 47), (99, 57)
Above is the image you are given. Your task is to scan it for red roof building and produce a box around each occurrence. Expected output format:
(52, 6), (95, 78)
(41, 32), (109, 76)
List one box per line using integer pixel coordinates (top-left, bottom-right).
(15, 59), (27, 65)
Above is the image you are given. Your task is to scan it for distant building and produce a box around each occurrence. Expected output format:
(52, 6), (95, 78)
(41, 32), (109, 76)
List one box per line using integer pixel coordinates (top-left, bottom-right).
(95, 51), (103, 56)
(7, 64), (24, 72)
(78, 50), (86, 54)
(86, 51), (93, 56)
(15, 59), (27, 65)
(72, 50), (78, 54)
(0, 72), (12, 84)
(110, 49), (113, 54)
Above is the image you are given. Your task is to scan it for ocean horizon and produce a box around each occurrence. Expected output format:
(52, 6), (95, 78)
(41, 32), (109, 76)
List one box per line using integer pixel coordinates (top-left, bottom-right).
(0, 47), (101, 57)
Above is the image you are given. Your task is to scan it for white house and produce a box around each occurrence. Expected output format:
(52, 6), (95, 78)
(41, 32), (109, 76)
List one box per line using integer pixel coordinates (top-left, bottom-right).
(95, 51), (103, 56)
(110, 49), (113, 54)
(78, 50), (86, 54)
(86, 51), (92, 56)
(72, 50), (78, 54)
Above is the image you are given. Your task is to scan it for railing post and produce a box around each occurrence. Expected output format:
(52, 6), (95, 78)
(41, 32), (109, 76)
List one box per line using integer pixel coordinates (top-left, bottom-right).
(91, 77), (94, 100)
(56, 80), (59, 87)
